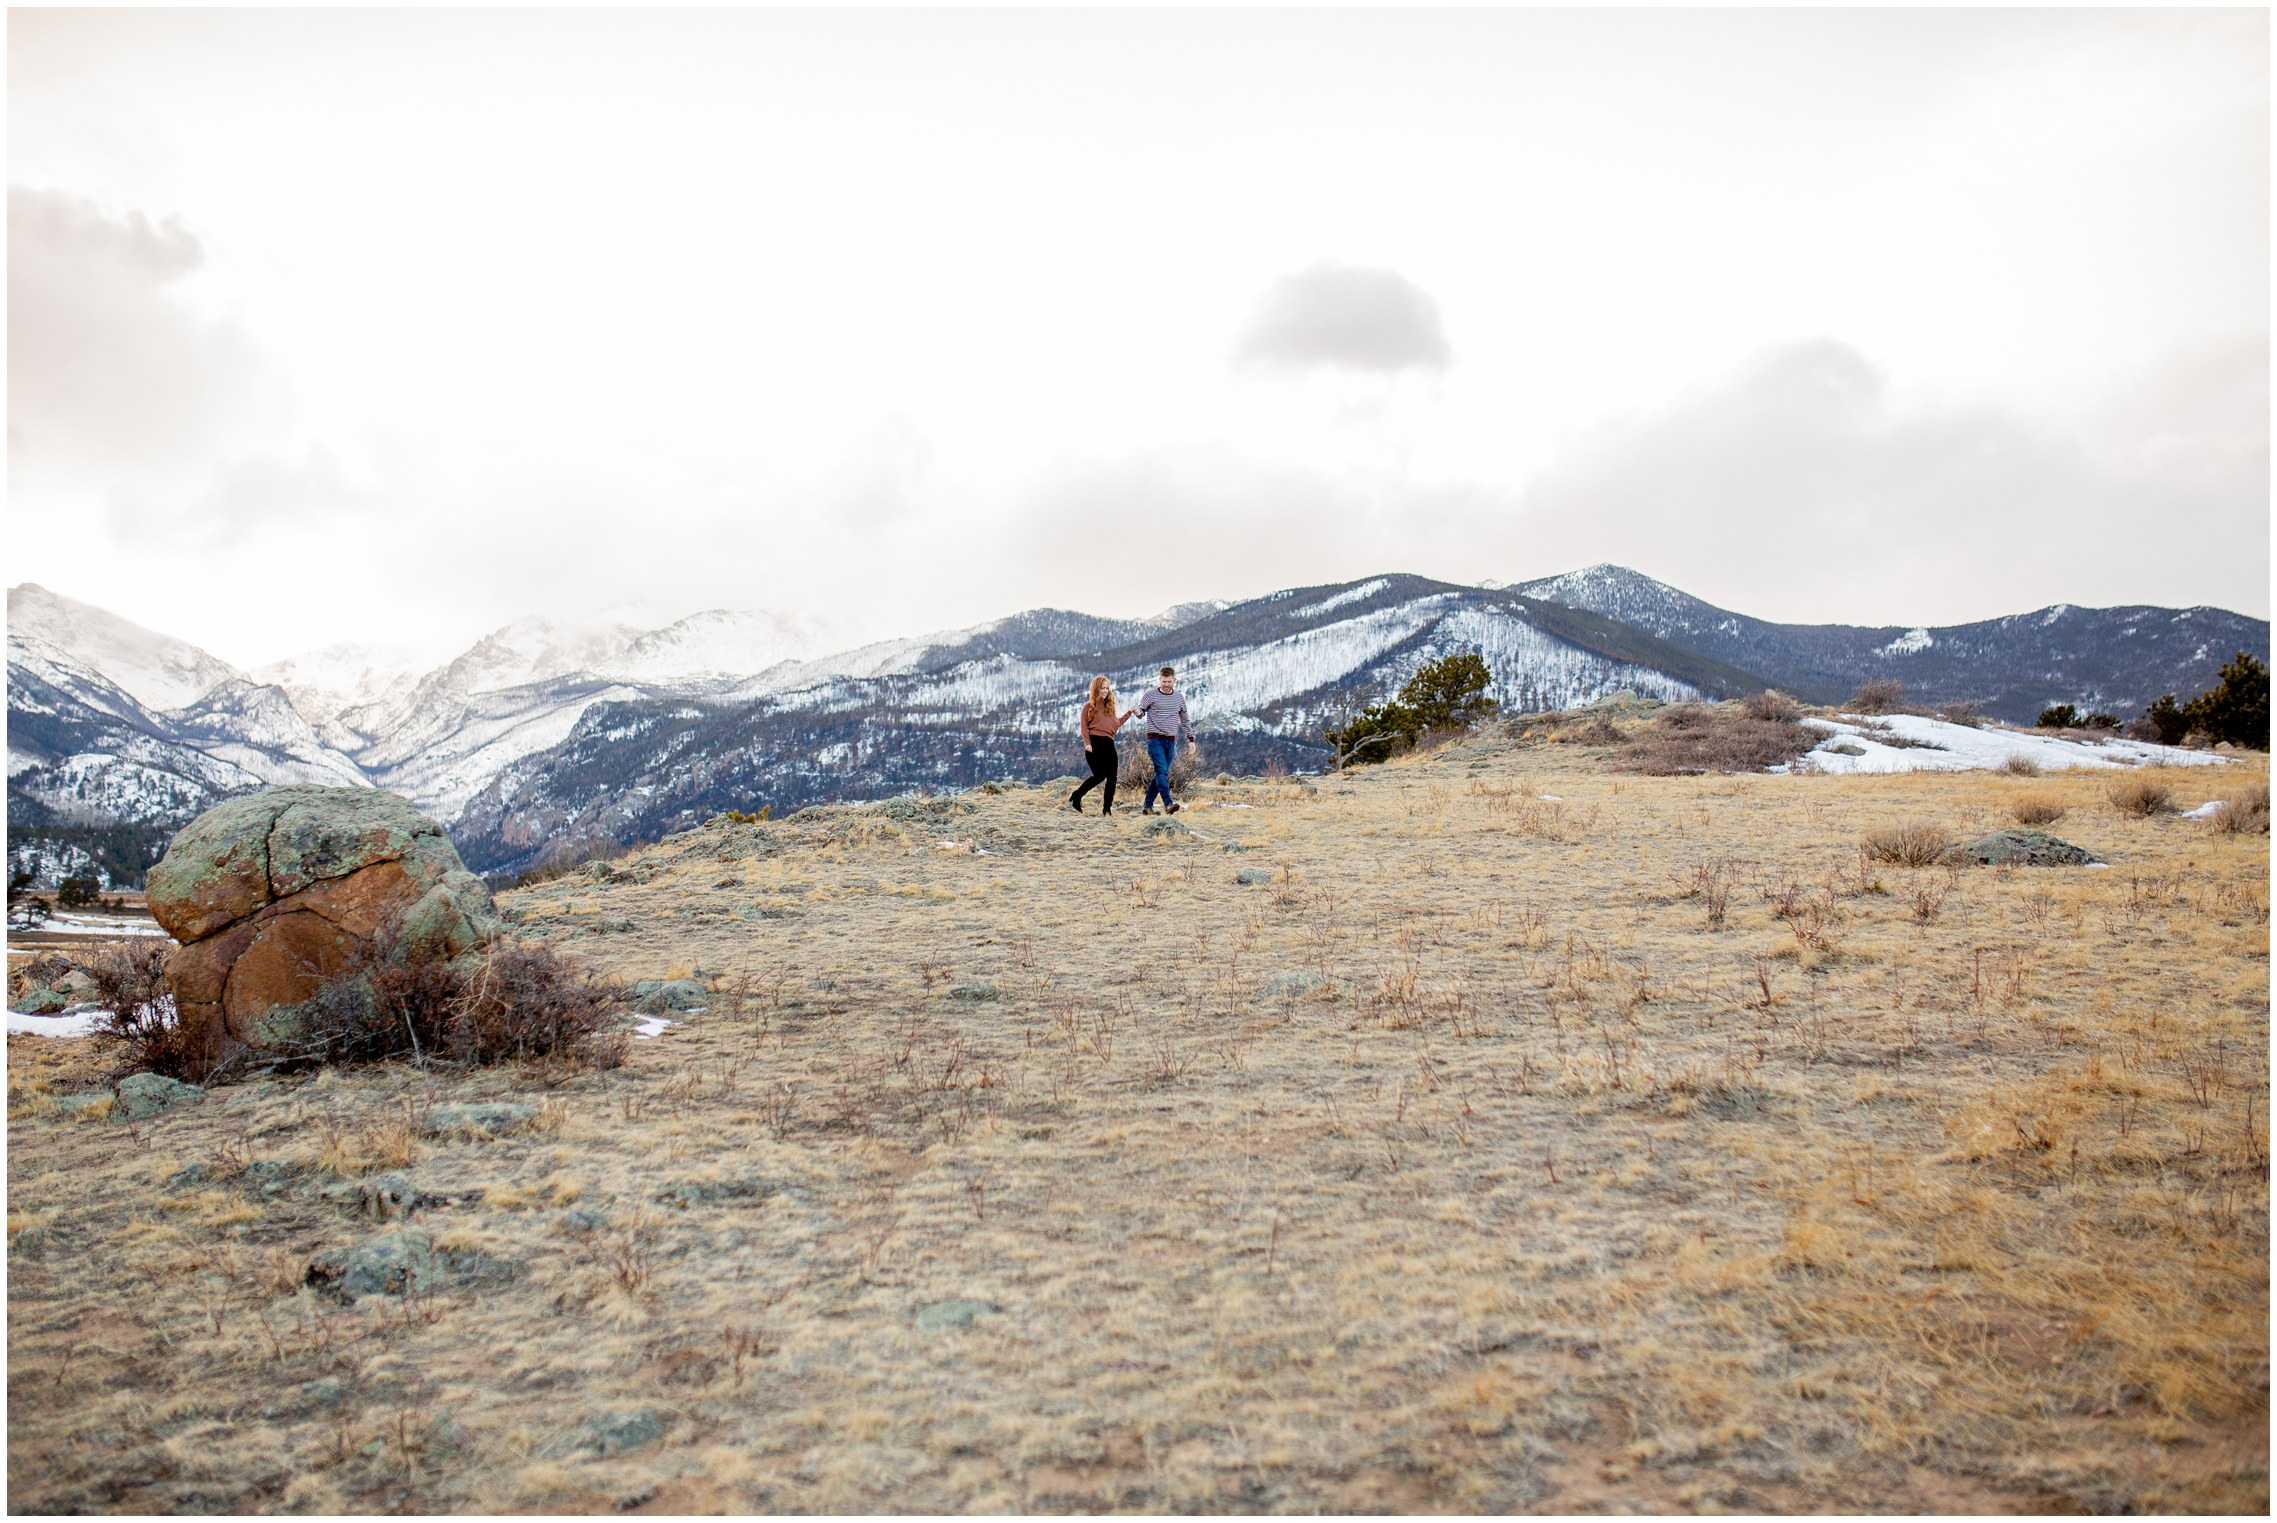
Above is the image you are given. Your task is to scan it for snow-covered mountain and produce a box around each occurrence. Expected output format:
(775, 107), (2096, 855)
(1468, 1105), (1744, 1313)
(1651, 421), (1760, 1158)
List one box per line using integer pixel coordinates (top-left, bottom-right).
(249, 642), (427, 728)
(7, 583), (239, 714)
(12, 569), (2264, 883)
(446, 575), (1761, 873)
(1514, 564), (2269, 723)
(7, 585), (374, 883)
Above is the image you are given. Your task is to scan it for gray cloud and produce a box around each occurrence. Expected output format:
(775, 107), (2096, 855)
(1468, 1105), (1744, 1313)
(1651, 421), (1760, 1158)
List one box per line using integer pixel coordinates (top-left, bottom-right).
(1511, 337), (2270, 620)
(1005, 336), (2268, 626)
(1235, 262), (1452, 373)
(7, 186), (258, 477)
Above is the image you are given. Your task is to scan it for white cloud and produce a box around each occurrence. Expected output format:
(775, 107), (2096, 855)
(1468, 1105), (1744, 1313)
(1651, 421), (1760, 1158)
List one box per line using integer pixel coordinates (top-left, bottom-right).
(3, 9), (2265, 663)
(6, 185), (257, 475)
(1508, 338), (2270, 622)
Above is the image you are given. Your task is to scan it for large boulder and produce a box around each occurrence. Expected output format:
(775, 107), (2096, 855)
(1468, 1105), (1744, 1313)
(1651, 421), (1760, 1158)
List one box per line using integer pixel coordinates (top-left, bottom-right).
(147, 786), (499, 1050)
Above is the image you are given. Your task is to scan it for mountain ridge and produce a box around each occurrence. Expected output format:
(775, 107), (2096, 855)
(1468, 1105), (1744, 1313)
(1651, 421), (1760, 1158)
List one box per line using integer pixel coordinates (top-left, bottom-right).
(10, 570), (2264, 883)
(1514, 564), (2267, 722)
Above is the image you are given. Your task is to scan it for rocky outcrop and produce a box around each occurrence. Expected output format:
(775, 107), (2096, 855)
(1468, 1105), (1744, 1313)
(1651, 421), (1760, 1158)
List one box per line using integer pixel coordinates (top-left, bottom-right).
(1949, 828), (2102, 867)
(146, 786), (499, 1049)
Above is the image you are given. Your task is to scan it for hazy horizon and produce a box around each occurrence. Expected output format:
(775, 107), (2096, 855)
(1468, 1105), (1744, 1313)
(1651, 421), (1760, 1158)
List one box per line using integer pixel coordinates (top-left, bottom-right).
(10, 9), (2268, 668)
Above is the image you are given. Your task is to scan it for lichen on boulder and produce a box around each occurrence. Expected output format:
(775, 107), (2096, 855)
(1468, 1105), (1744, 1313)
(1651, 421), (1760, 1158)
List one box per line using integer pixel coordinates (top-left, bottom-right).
(146, 786), (500, 1054)
(1949, 828), (2103, 867)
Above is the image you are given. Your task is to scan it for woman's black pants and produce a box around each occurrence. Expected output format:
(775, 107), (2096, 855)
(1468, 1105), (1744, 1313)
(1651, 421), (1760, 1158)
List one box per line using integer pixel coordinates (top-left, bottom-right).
(1071, 737), (1116, 811)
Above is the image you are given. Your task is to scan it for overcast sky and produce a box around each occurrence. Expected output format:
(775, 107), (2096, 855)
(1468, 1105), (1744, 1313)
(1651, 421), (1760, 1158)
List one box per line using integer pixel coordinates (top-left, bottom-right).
(9, 8), (2268, 668)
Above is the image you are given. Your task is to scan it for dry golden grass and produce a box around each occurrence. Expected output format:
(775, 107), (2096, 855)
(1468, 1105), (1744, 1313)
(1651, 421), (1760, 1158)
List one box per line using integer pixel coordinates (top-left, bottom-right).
(6, 736), (2267, 1513)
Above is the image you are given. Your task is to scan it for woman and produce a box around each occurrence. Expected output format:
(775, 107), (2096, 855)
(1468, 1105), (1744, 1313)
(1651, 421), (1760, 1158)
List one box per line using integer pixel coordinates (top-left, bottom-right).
(1069, 675), (1133, 814)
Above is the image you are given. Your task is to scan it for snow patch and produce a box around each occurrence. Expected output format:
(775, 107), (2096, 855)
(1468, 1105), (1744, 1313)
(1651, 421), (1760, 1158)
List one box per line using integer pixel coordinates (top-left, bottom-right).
(1790, 714), (2227, 775)
(1880, 627), (1933, 655)
(1297, 579), (1390, 617)
(7, 1008), (108, 1037)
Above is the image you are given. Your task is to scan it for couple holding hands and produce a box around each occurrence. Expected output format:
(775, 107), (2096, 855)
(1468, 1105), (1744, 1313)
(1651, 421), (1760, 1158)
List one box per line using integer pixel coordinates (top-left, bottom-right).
(1069, 666), (1195, 816)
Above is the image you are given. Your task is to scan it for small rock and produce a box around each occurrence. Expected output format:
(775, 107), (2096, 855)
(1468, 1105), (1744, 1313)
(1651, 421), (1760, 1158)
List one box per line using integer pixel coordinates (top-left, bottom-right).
(915, 1298), (995, 1332)
(1221, 841), (1249, 854)
(628, 979), (707, 1014)
(438, 1242), (519, 1290)
(654, 1179), (773, 1210)
(167, 1162), (208, 1188)
(55, 970), (98, 997)
(584, 860), (618, 882)
(421, 1102), (538, 1138)
(1951, 829), (2102, 867)
(426, 1412), (471, 1457)
(14, 989), (67, 1015)
(1142, 817), (1192, 839)
(301, 1377), (347, 1408)
(560, 1206), (610, 1234)
(1263, 973), (1322, 998)
(560, 1409), (667, 1459)
(115, 1073), (204, 1120)
(945, 982), (998, 1002)
(615, 1482), (658, 1512)
(55, 1091), (115, 1119)
(308, 1229), (434, 1300)
(359, 1171), (416, 1220)
(245, 1159), (294, 1192)
(1235, 869), (1273, 886)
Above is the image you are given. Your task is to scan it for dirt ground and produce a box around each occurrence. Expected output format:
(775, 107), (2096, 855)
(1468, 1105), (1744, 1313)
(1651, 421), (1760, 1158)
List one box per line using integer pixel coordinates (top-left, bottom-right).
(7, 726), (2268, 1513)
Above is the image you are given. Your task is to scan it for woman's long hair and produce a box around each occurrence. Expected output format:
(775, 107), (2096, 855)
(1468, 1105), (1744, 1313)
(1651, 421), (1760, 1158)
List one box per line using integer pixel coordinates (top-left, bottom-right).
(1082, 674), (1116, 730)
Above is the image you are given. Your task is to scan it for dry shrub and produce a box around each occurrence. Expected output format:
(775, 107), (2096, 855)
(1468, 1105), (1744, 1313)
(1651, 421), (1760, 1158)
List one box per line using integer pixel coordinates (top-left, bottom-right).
(1862, 819), (1956, 867)
(1848, 678), (1906, 714)
(1934, 700), (1983, 727)
(1563, 716), (1626, 747)
(1118, 738), (1201, 797)
(456, 942), (631, 1070)
(84, 944), (238, 1084)
(2210, 779), (2270, 836)
(272, 929), (627, 1074)
(2105, 772), (2176, 817)
(1741, 689), (1800, 723)
(1997, 753), (2043, 777)
(1624, 703), (1816, 776)
(2010, 796), (2067, 826)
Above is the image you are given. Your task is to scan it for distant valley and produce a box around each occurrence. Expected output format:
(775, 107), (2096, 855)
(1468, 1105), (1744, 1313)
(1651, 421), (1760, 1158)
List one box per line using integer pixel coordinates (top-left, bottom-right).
(8, 570), (2265, 881)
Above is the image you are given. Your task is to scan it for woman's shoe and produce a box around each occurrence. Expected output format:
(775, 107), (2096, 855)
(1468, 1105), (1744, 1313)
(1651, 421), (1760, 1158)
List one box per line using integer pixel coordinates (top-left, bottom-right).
(1068, 793), (1083, 812)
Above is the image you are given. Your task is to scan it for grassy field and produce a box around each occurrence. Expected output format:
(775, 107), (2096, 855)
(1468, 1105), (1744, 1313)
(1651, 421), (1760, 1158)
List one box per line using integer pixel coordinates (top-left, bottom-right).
(7, 723), (2268, 1513)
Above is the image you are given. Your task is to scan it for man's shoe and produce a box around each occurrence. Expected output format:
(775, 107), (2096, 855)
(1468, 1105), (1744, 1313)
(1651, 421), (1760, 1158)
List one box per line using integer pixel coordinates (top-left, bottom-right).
(1166, 801), (1181, 814)
(1142, 807), (1157, 815)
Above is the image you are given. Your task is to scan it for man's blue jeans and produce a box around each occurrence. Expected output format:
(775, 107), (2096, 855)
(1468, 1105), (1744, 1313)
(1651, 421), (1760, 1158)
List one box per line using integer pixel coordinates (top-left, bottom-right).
(1145, 735), (1177, 810)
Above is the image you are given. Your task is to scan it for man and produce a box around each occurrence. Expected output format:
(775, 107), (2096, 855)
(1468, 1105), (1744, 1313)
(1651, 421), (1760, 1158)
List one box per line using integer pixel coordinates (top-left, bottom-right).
(1132, 665), (1197, 814)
